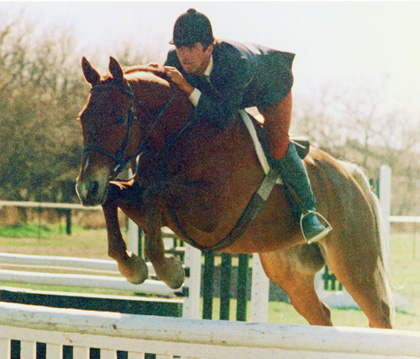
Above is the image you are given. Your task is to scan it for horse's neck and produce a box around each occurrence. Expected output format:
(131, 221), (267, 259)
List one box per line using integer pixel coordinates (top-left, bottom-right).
(131, 75), (193, 151)
(129, 74), (169, 106)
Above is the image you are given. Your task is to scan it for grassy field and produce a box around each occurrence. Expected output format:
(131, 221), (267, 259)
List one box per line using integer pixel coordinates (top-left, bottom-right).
(0, 223), (109, 258)
(0, 223), (419, 331)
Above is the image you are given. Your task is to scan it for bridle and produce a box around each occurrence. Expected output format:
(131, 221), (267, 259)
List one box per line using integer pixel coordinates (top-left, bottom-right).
(82, 80), (176, 178)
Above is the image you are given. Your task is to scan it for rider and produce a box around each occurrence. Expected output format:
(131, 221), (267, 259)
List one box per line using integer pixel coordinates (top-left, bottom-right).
(163, 8), (331, 243)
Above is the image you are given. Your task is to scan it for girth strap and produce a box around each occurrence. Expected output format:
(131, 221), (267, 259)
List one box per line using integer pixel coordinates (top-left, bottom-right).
(169, 168), (278, 252)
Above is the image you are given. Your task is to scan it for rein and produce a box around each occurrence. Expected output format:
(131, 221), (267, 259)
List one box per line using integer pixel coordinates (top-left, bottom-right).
(83, 81), (176, 178)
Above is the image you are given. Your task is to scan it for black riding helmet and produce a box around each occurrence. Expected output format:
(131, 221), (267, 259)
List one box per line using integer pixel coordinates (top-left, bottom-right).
(170, 8), (214, 48)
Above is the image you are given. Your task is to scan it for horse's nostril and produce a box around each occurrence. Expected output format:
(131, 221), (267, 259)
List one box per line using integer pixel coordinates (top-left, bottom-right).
(91, 181), (99, 197)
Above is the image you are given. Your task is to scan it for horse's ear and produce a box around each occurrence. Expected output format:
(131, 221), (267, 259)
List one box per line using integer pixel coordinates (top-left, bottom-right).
(81, 57), (100, 86)
(109, 57), (124, 81)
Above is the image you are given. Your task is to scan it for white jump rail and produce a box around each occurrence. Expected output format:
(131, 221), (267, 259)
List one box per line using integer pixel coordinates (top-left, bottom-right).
(390, 216), (420, 223)
(1, 302), (420, 359)
(0, 252), (120, 272)
(0, 252), (181, 297)
(0, 269), (178, 297)
(0, 252), (155, 274)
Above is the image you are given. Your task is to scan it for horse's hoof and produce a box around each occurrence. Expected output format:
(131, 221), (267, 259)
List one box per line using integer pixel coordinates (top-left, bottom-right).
(161, 257), (185, 289)
(119, 253), (149, 285)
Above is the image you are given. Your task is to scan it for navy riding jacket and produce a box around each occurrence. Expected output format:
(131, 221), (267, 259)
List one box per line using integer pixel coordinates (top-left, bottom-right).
(164, 40), (295, 129)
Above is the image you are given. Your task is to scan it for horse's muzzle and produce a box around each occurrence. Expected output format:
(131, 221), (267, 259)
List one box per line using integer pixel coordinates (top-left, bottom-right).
(76, 175), (109, 207)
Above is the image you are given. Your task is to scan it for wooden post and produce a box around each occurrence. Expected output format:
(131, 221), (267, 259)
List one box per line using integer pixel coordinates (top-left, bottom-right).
(250, 253), (269, 322)
(202, 252), (215, 320)
(182, 244), (202, 319)
(236, 254), (249, 321)
(220, 253), (232, 320)
(379, 165), (391, 272)
(65, 209), (72, 235)
(127, 218), (138, 256)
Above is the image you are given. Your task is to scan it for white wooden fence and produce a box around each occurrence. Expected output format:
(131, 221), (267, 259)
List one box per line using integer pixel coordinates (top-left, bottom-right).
(1, 302), (420, 359)
(0, 248), (268, 321)
(0, 252), (180, 297)
(0, 165), (418, 313)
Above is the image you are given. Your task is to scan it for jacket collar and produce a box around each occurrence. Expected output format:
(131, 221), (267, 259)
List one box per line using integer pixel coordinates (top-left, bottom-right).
(203, 55), (213, 77)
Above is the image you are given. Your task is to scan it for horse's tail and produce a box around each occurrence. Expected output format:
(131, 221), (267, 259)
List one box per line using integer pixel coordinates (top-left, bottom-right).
(340, 161), (386, 259)
(340, 161), (395, 318)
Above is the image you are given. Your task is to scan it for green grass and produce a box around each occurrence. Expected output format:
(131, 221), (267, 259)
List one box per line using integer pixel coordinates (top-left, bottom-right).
(0, 221), (96, 240)
(0, 224), (108, 257)
(0, 222), (65, 239)
(0, 224), (419, 330)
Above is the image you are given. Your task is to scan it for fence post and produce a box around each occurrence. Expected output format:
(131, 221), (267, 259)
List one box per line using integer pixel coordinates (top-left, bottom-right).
(182, 244), (202, 319)
(65, 209), (72, 235)
(250, 253), (269, 322)
(202, 252), (215, 319)
(127, 218), (139, 256)
(379, 165), (392, 273)
(236, 254), (249, 321)
(220, 253), (232, 320)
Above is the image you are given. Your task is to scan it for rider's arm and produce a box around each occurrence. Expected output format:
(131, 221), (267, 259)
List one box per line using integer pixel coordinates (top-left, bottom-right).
(165, 48), (253, 129)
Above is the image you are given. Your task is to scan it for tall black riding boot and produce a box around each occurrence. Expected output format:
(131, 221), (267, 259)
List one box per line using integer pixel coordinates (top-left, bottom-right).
(271, 142), (332, 243)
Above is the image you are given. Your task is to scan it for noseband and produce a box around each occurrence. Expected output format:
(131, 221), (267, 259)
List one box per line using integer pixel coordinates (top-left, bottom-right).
(83, 80), (176, 178)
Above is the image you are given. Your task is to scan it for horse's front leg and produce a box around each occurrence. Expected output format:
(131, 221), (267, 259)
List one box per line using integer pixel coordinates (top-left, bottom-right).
(143, 202), (185, 289)
(102, 184), (149, 285)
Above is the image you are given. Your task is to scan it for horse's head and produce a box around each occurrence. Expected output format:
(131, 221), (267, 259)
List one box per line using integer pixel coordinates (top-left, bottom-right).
(76, 57), (187, 206)
(75, 56), (146, 206)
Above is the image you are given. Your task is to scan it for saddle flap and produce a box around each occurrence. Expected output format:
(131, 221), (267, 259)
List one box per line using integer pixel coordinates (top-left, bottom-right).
(241, 109), (311, 161)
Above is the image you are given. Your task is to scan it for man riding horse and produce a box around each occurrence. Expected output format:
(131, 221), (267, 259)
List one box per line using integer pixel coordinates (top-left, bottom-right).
(164, 9), (331, 243)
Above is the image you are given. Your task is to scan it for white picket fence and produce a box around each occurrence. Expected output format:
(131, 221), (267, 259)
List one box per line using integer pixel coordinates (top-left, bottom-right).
(1, 302), (420, 359)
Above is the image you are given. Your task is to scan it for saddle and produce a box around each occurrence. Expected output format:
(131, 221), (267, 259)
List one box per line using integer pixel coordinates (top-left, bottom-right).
(239, 110), (310, 181)
(170, 110), (311, 252)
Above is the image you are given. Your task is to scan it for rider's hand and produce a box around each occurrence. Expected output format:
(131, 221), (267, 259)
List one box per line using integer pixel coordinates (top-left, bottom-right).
(164, 66), (194, 96)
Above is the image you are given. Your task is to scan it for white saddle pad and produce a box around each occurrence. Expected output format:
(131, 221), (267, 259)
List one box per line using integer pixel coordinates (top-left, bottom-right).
(239, 109), (283, 185)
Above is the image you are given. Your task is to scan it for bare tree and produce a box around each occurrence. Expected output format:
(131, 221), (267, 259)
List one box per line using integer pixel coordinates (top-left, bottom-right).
(0, 15), (86, 202)
(293, 80), (420, 215)
(0, 12), (167, 203)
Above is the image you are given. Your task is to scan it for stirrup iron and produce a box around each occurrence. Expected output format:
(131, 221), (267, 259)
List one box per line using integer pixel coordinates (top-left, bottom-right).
(300, 210), (332, 244)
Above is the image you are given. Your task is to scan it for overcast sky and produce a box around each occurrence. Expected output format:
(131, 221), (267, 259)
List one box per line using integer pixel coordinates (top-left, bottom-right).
(2, 1), (420, 122)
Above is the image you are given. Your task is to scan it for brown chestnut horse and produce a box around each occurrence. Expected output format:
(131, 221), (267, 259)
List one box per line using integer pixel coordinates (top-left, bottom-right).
(76, 57), (393, 328)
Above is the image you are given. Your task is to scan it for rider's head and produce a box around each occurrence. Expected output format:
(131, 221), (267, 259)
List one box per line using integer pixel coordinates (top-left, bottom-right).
(170, 9), (214, 49)
(170, 9), (215, 75)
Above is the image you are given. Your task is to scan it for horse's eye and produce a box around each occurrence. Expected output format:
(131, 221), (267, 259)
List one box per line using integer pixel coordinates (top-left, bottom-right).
(116, 115), (126, 124)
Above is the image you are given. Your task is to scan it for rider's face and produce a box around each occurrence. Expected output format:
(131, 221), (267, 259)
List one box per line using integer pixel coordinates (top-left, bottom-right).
(176, 42), (213, 75)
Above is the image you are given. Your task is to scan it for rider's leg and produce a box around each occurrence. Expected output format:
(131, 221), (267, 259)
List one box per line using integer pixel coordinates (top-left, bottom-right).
(259, 92), (331, 243)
